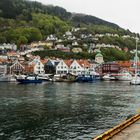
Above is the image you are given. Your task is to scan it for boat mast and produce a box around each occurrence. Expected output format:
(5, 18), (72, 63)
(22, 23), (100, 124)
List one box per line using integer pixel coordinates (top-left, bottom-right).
(135, 35), (138, 77)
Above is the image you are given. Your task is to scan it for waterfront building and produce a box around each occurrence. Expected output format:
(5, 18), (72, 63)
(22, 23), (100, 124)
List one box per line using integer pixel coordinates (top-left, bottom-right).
(44, 59), (60, 74)
(116, 61), (131, 70)
(95, 51), (104, 64)
(102, 62), (120, 74)
(8, 60), (24, 75)
(45, 59), (69, 75)
(29, 56), (45, 74)
(56, 60), (69, 74)
(69, 60), (91, 75)
(0, 64), (7, 75)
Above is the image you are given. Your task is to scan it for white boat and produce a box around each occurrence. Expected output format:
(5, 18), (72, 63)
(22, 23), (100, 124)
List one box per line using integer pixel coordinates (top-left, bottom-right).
(130, 36), (140, 85)
(130, 75), (140, 85)
(116, 70), (132, 81)
(0, 74), (16, 82)
(37, 74), (52, 81)
(102, 74), (116, 81)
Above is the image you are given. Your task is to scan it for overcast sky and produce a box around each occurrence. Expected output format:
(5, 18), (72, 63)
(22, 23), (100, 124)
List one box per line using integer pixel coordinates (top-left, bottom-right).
(33, 0), (140, 34)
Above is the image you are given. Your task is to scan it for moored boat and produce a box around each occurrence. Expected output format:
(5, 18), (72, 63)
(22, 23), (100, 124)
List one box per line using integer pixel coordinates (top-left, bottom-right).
(130, 75), (140, 85)
(102, 74), (117, 81)
(76, 70), (100, 82)
(116, 70), (132, 81)
(76, 74), (96, 82)
(16, 75), (43, 84)
(0, 74), (16, 82)
(130, 36), (140, 85)
(52, 73), (77, 82)
(37, 74), (52, 81)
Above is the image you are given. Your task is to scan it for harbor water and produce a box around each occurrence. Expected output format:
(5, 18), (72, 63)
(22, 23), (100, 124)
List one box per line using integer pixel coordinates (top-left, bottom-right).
(0, 81), (140, 140)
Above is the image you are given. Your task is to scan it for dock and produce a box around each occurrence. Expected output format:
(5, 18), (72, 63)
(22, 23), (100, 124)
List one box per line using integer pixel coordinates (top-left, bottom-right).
(93, 113), (140, 140)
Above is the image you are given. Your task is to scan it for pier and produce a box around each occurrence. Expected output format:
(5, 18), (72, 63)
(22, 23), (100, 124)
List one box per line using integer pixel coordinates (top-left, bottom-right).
(93, 113), (140, 140)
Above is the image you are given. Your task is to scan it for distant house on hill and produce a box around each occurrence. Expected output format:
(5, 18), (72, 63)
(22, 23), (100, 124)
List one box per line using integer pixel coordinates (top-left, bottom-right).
(72, 47), (82, 53)
(46, 34), (58, 41)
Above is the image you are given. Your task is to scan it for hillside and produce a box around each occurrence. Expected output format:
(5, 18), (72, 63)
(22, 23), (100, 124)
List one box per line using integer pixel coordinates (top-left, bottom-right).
(0, 0), (118, 27)
(0, 0), (138, 61)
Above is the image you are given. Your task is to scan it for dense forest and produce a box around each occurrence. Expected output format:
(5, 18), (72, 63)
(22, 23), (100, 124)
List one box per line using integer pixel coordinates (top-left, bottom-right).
(0, 0), (138, 61)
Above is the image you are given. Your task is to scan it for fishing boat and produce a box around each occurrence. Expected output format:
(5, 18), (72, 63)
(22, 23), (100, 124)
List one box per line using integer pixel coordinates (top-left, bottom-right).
(16, 75), (43, 84)
(130, 36), (140, 85)
(52, 73), (77, 82)
(76, 69), (100, 82)
(76, 74), (96, 82)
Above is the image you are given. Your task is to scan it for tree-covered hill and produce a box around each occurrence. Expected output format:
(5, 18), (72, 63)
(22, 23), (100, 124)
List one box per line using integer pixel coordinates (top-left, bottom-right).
(0, 0), (137, 52)
(0, 0), (71, 20)
(0, 0), (126, 28)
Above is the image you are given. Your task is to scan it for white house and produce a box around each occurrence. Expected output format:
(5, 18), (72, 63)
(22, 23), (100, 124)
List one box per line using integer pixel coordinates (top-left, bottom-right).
(46, 34), (58, 41)
(29, 56), (44, 74)
(69, 60), (83, 75)
(72, 41), (79, 46)
(56, 60), (69, 74)
(69, 60), (91, 75)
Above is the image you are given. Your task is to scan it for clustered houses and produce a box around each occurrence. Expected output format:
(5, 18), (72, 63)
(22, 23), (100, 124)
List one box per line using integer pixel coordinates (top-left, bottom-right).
(34, 28), (133, 53)
(0, 49), (139, 76)
(0, 43), (17, 51)
(0, 55), (47, 75)
(45, 59), (95, 75)
(0, 27), (137, 76)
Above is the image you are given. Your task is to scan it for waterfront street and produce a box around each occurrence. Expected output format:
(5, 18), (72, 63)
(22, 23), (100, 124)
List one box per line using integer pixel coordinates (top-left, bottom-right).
(0, 81), (140, 139)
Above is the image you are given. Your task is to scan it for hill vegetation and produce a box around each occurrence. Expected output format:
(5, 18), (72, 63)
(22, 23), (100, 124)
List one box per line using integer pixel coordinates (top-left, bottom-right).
(0, 0), (138, 61)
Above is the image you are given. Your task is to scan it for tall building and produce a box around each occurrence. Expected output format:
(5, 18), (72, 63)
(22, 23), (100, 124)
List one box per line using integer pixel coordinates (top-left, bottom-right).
(95, 51), (104, 64)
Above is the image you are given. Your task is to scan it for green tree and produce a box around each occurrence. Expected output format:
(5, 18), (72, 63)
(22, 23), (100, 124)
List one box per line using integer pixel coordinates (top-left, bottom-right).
(17, 36), (28, 47)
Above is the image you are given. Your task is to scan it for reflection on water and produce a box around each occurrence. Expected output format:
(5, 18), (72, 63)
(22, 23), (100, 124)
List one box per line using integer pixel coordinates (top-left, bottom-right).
(0, 81), (140, 139)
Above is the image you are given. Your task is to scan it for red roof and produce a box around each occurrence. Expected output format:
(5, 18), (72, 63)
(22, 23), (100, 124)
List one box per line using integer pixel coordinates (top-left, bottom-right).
(64, 60), (73, 67)
(77, 60), (91, 68)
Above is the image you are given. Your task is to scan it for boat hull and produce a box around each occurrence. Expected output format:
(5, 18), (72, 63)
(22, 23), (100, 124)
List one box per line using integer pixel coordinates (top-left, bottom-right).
(130, 79), (140, 85)
(76, 76), (96, 82)
(16, 79), (43, 84)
